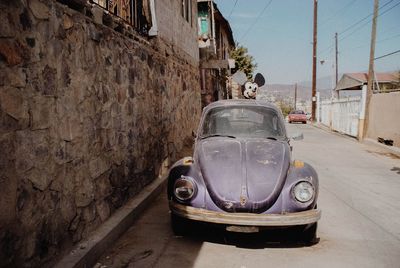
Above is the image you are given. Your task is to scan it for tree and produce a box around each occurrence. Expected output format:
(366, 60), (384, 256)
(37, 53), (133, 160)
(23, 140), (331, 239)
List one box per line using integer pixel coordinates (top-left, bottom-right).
(230, 44), (257, 79)
(277, 99), (294, 117)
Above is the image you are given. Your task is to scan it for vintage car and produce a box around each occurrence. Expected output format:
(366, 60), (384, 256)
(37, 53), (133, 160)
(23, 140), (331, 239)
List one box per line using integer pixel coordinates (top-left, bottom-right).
(167, 100), (320, 243)
(288, 110), (307, 124)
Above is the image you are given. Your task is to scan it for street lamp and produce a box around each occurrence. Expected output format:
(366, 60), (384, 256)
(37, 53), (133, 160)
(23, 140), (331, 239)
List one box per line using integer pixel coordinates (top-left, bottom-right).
(319, 58), (337, 99)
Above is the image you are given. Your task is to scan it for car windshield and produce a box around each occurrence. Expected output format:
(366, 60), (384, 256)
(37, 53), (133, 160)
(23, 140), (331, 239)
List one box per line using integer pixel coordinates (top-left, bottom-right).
(200, 106), (285, 139)
(291, 110), (305, 114)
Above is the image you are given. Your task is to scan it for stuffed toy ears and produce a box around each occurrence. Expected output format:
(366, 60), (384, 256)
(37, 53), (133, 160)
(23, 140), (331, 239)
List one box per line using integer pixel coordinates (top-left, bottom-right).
(232, 71), (265, 87)
(254, 73), (265, 87)
(231, 71), (247, 85)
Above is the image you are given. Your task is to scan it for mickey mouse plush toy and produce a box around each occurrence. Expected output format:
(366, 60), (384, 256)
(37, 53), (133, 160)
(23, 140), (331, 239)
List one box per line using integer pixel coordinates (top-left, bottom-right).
(231, 71), (266, 99)
(243, 73), (265, 99)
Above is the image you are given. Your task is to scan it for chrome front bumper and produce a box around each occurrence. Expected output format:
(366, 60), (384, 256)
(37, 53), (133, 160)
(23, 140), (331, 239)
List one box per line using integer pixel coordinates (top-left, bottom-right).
(170, 201), (321, 226)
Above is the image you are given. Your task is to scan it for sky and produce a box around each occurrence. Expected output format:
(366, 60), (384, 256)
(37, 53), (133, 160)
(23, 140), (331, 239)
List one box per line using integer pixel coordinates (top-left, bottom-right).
(214, 0), (400, 85)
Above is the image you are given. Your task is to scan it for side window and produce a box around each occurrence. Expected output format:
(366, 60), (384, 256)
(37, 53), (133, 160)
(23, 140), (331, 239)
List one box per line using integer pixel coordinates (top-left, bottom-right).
(182, 0), (192, 24)
(272, 116), (278, 130)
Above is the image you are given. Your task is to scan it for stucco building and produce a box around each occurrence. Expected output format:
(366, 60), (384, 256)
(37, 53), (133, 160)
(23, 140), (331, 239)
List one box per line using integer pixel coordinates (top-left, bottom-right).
(197, 0), (235, 107)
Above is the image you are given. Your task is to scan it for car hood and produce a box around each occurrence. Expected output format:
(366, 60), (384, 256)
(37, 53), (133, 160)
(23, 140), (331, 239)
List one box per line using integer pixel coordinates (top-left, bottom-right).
(196, 138), (290, 213)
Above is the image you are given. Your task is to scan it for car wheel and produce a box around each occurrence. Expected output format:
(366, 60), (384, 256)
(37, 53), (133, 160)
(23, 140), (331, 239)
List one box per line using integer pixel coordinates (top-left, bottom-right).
(288, 121), (292, 124)
(171, 213), (191, 236)
(300, 222), (318, 245)
(302, 121), (307, 124)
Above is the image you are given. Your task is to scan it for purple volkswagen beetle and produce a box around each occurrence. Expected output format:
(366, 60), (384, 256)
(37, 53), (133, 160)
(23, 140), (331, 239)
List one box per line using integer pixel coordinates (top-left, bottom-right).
(167, 100), (321, 243)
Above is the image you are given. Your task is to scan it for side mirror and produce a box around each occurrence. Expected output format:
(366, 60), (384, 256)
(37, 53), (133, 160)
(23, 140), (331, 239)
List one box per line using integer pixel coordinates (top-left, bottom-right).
(291, 132), (304, 141)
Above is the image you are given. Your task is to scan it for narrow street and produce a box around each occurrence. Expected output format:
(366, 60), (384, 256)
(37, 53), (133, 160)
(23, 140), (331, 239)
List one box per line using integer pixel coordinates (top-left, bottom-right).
(96, 124), (400, 268)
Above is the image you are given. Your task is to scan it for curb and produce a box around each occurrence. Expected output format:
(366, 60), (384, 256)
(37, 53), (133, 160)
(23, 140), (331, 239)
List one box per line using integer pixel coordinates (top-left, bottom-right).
(55, 175), (168, 268)
(310, 122), (357, 141)
(311, 123), (400, 158)
(362, 138), (400, 158)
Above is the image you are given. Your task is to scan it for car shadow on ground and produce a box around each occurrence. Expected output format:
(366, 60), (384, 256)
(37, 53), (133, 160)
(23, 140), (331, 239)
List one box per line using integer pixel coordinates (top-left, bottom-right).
(180, 221), (319, 249)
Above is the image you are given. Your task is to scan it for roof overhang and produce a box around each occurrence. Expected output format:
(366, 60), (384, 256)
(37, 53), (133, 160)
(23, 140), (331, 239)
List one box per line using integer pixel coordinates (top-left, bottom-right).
(335, 72), (400, 91)
(335, 74), (364, 91)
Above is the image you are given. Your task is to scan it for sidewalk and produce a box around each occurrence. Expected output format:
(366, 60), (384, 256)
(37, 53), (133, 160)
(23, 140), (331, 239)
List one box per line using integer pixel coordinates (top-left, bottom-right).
(55, 140), (195, 268)
(55, 175), (168, 268)
(312, 122), (400, 158)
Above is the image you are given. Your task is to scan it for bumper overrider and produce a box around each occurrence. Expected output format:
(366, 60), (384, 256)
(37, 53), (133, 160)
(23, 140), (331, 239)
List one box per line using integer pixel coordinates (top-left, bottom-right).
(170, 201), (321, 226)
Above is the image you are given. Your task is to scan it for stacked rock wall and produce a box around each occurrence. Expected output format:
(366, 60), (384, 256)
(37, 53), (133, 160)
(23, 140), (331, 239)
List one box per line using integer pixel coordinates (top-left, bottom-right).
(0, 0), (201, 266)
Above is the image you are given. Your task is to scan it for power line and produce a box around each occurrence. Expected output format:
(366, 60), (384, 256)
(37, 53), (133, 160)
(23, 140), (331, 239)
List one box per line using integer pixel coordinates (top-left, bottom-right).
(374, 49), (400, 60)
(342, 32), (400, 51)
(318, 44), (334, 57)
(228, 0), (239, 19)
(318, 0), (400, 56)
(377, 32), (400, 43)
(339, 0), (395, 36)
(339, 0), (400, 42)
(319, 0), (358, 28)
(239, 0), (273, 41)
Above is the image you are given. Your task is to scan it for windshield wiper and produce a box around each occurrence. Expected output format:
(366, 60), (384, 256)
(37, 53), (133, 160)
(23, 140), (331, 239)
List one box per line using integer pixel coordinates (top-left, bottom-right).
(200, 134), (236, 140)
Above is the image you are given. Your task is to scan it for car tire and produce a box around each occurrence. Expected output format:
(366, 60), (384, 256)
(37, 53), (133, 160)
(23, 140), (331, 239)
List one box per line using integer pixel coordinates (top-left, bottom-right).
(288, 121), (292, 124)
(302, 121), (307, 124)
(300, 222), (318, 245)
(171, 213), (191, 236)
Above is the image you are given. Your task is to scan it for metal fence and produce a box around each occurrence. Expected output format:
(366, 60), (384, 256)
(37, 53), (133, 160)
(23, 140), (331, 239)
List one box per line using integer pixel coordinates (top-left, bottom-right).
(319, 96), (362, 137)
(91, 0), (150, 34)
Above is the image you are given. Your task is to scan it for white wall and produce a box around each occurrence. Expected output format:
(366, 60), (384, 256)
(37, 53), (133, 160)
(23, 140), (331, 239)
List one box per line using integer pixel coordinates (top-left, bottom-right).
(319, 97), (362, 137)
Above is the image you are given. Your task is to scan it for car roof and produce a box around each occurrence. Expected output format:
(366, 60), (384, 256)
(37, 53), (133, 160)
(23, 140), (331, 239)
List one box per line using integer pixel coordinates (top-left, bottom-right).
(203, 99), (280, 113)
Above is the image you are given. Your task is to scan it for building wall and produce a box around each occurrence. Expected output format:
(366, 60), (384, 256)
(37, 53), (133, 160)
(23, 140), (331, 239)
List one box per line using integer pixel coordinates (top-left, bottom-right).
(155, 0), (199, 63)
(367, 91), (400, 147)
(0, 0), (201, 266)
(217, 25), (232, 61)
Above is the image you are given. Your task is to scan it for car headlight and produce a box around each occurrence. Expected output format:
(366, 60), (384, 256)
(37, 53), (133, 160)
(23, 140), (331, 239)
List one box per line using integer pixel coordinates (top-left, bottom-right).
(174, 176), (196, 201)
(293, 181), (314, 203)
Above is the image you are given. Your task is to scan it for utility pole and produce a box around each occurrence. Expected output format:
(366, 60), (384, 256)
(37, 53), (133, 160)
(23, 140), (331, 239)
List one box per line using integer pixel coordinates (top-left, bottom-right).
(311, 0), (318, 121)
(335, 32), (339, 99)
(335, 32), (338, 86)
(362, 0), (379, 140)
(294, 83), (297, 110)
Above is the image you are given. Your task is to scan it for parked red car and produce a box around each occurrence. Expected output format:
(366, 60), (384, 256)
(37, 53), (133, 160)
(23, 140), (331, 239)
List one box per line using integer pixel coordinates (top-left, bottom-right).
(288, 110), (307, 124)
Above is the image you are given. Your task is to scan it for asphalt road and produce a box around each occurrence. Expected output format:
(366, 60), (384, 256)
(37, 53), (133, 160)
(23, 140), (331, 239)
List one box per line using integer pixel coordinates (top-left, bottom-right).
(96, 123), (400, 268)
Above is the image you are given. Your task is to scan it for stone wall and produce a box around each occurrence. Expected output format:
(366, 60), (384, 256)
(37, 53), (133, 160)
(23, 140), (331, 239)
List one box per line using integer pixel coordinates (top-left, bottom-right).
(0, 0), (201, 266)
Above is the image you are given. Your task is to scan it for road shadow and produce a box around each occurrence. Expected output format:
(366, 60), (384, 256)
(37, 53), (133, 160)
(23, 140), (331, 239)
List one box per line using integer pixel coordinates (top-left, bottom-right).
(181, 221), (319, 249)
(390, 167), (400, 175)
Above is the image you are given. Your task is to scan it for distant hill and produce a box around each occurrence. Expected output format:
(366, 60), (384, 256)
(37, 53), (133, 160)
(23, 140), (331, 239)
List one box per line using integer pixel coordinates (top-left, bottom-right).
(261, 82), (332, 101)
(298, 75), (337, 90)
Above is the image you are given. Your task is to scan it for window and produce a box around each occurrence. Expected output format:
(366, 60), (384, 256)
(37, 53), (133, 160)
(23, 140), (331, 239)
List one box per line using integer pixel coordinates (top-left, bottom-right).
(91, 0), (151, 35)
(182, 0), (192, 24)
(201, 106), (285, 139)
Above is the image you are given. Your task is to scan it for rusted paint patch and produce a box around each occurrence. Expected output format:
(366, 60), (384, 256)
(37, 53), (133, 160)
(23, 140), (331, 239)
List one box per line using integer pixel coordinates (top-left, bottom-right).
(294, 160), (304, 168)
(182, 157), (194, 166)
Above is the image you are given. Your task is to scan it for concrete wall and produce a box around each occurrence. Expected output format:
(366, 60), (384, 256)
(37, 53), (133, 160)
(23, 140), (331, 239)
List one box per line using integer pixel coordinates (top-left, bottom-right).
(0, 0), (201, 266)
(367, 91), (400, 147)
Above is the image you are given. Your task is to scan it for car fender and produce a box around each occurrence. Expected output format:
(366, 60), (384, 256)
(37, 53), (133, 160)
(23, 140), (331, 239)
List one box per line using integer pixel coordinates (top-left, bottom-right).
(280, 160), (319, 212)
(167, 157), (207, 208)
